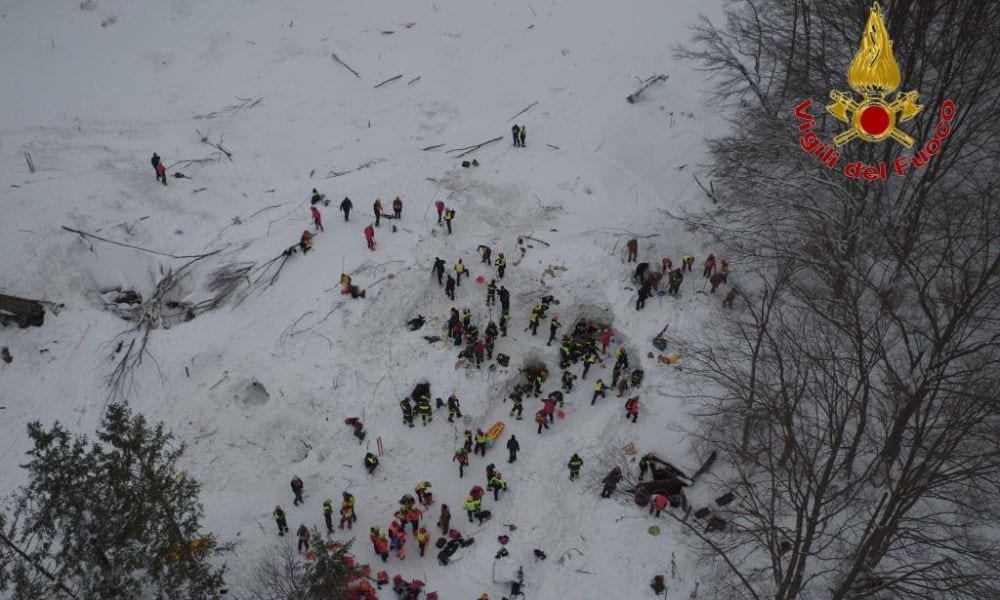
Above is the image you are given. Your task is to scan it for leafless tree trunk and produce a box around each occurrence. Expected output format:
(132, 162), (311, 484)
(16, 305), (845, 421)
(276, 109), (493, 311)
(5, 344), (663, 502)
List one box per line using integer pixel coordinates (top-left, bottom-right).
(671, 2), (1000, 599)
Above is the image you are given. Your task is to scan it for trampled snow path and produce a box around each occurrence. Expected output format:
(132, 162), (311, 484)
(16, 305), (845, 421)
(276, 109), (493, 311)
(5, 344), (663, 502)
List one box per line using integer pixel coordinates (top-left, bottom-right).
(0, 1), (731, 597)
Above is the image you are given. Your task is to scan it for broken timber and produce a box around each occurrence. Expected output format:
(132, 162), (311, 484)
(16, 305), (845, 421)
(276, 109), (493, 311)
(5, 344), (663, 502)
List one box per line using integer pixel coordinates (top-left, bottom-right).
(331, 52), (361, 78)
(446, 136), (503, 158)
(507, 101), (538, 122)
(0, 294), (46, 328)
(373, 74), (403, 89)
(626, 74), (668, 104)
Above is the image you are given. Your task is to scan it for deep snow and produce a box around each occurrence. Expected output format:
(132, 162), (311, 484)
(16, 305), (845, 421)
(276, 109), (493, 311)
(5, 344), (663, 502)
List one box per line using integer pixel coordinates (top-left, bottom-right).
(0, 1), (732, 597)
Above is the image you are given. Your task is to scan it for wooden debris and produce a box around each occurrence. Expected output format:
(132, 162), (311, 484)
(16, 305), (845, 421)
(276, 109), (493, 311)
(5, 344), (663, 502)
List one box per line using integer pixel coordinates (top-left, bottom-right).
(374, 74), (403, 89)
(627, 74), (668, 104)
(407, 76), (421, 85)
(331, 52), (361, 78)
(446, 136), (503, 158)
(547, 144), (560, 150)
(421, 143), (445, 151)
(196, 130), (233, 161)
(23, 152), (35, 174)
(508, 101), (538, 122)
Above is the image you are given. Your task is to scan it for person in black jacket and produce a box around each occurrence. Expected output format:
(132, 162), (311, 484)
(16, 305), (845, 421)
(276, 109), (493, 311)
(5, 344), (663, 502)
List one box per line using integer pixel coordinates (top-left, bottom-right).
(506, 435), (520, 463)
(340, 197), (353, 221)
(445, 274), (456, 301)
(433, 257), (446, 286)
(636, 281), (652, 311)
(291, 476), (304, 505)
(512, 124), (521, 147)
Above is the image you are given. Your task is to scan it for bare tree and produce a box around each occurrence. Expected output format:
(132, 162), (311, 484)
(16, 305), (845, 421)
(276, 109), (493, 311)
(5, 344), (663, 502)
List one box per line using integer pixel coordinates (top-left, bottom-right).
(672, 2), (1000, 599)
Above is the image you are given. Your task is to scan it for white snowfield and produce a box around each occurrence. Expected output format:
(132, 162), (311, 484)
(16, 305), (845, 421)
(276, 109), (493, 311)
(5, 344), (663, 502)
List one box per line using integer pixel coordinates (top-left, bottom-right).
(0, 1), (728, 597)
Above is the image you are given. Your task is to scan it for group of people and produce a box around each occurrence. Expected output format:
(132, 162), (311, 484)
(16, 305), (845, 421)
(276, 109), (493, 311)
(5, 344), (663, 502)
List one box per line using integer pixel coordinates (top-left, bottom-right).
(626, 238), (739, 309)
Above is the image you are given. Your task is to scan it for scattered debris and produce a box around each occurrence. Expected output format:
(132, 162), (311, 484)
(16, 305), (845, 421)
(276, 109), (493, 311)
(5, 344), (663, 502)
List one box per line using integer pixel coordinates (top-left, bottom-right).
(197, 130), (233, 161)
(446, 136), (503, 158)
(331, 52), (361, 78)
(626, 74), (668, 104)
(407, 76), (421, 85)
(374, 74), (403, 89)
(508, 101), (538, 122)
(1, 346), (12, 363)
(23, 152), (35, 174)
(421, 144), (445, 151)
(0, 293), (47, 328)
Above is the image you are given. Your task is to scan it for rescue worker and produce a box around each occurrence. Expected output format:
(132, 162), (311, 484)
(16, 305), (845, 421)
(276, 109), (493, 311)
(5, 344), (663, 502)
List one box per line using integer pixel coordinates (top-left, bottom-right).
(373, 199), (383, 227)
(474, 428), (489, 457)
(506, 435), (520, 463)
(601, 466), (623, 498)
(478, 244), (492, 264)
(592, 379), (606, 405)
(370, 527), (389, 562)
(509, 388), (524, 420)
(723, 286), (738, 308)
(437, 504), (451, 534)
(400, 396), (415, 427)
(488, 471), (508, 501)
(311, 205), (324, 232)
(529, 306), (540, 335)
(415, 481), (433, 506)
(637, 280), (652, 310)
(323, 499), (334, 533)
(365, 452), (379, 474)
(495, 253), (507, 278)
(454, 447), (469, 478)
(626, 238), (638, 262)
(432, 257), (446, 286)
(639, 452), (656, 480)
(464, 495), (482, 523)
(444, 208), (455, 234)
(291, 475), (304, 506)
(273, 505), (289, 536)
(710, 271), (725, 293)
(299, 230), (313, 254)
(340, 493), (357, 529)
(519, 124), (526, 146)
(416, 527), (430, 556)
(297, 524), (311, 552)
(562, 370), (576, 392)
(568, 453), (583, 480)
(625, 396), (640, 423)
(581, 351), (597, 379)
(340, 196), (353, 221)
(454, 259), (467, 285)
(615, 346), (630, 368)
(364, 224), (376, 250)
(499, 312), (510, 337)
(392, 196), (403, 219)
(435, 200), (445, 223)
(473, 339), (486, 367)
(447, 394), (462, 422)
(512, 124), (521, 147)
(486, 280), (497, 306)
(682, 254), (694, 272)
(547, 315), (561, 346)
(649, 493), (669, 517)
(535, 409), (549, 434)
(446, 274), (456, 301)
(415, 394), (432, 425)
(499, 285), (510, 313)
(703, 253), (716, 278)
(668, 268), (683, 295)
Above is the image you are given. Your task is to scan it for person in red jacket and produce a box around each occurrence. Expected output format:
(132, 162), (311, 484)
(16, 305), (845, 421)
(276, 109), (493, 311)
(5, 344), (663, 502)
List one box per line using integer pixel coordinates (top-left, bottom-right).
(364, 225), (376, 250)
(473, 339), (486, 368)
(435, 200), (446, 223)
(542, 396), (557, 424)
(370, 528), (390, 562)
(625, 396), (639, 423)
(155, 161), (167, 186)
(649, 493), (668, 517)
(600, 328), (614, 354)
(311, 206), (324, 232)
(535, 409), (549, 434)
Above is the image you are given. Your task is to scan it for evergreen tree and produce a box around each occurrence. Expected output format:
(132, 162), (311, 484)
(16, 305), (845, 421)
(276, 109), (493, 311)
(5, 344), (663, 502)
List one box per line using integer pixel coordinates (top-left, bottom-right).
(2, 403), (228, 599)
(244, 534), (369, 600)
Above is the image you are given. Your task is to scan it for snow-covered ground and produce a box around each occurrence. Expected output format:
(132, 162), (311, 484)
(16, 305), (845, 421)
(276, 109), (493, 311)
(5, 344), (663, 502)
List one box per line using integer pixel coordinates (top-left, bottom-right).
(0, 1), (730, 597)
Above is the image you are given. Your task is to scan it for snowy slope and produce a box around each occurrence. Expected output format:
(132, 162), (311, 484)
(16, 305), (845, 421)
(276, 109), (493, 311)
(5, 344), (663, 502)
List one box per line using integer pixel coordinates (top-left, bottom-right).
(0, 1), (729, 597)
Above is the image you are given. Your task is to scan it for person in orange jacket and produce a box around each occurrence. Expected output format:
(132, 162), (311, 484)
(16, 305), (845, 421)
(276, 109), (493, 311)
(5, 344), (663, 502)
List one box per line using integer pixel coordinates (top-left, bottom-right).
(370, 527), (390, 561)
(703, 253), (716, 278)
(405, 505), (423, 534)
